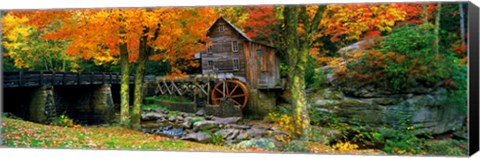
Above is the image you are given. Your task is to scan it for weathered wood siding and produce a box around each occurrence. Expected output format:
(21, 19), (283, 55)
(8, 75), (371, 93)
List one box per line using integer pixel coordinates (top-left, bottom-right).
(244, 43), (281, 89)
(201, 20), (246, 77)
(201, 18), (281, 89)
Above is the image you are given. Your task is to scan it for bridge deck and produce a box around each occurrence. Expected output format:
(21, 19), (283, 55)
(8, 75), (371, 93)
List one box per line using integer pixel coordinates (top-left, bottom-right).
(3, 71), (154, 88)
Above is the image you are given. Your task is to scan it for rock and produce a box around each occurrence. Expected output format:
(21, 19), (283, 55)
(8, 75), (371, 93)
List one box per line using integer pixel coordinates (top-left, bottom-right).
(193, 120), (220, 131)
(283, 140), (310, 153)
(215, 129), (240, 141)
(235, 138), (278, 150)
(212, 117), (242, 124)
(168, 116), (176, 122)
(313, 92), (466, 134)
(205, 98), (243, 117)
(203, 115), (212, 120)
(236, 130), (251, 140)
(182, 121), (192, 129)
(176, 116), (183, 121)
(195, 108), (205, 116)
(316, 88), (344, 100)
(181, 132), (212, 143)
(311, 127), (343, 145)
(226, 124), (251, 130)
(141, 112), (166, 121)
(156, 108), (168, 114)
(245, 127), (268, 138)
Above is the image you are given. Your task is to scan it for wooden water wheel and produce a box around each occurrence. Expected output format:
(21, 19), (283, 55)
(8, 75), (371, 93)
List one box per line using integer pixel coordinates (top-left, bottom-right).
(210, 79), (249, 109)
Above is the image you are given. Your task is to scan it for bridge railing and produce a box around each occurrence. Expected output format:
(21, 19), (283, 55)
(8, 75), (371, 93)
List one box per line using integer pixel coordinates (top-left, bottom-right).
(3, 71), (146, 87)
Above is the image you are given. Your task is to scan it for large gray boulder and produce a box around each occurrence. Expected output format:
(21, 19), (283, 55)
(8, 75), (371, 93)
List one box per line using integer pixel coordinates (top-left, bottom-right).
(192, 120), (220, 131)
(180, 132), (212, 143)
(312, 88), (466, 134)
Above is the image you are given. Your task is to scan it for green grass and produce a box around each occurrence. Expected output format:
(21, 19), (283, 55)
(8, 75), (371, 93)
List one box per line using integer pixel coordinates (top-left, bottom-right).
(144, 95), (192, 103)
(0, 117), (266, 152)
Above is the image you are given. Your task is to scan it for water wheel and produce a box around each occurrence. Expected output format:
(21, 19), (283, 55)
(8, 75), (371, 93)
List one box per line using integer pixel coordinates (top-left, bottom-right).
(210, 79), (249, 109)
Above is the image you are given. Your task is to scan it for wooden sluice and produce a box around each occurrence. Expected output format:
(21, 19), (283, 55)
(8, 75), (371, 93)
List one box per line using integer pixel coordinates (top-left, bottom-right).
(153, 73), (250, 109)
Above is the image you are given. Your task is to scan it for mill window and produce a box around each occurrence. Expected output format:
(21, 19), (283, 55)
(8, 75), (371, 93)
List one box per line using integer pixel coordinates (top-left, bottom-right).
(233, 59), (239, 70)
(232, 41), (239, 52)
(219, 25), (224, 32)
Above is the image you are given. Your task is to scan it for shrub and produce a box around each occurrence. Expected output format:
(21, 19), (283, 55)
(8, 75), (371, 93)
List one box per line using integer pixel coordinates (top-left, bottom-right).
(382, 112), (426, 155)
(333, 24), (461, 91)
(425, 139), (467, 156)
(264, 112), (295, 144)
(49, 115), (78, 128)
(333, 141), (359, 152)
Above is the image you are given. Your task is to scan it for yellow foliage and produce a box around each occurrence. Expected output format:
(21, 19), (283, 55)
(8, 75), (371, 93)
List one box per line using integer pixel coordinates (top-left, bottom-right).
(264, 113), (295, 144)
(333, 141), (359, 152)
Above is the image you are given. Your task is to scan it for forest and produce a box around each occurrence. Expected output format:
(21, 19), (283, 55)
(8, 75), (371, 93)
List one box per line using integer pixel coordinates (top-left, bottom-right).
(1, 2), (469, 156)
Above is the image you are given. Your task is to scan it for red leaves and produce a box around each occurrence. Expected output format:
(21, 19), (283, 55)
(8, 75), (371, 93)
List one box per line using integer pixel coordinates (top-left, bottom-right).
(454, 43), (467, 54)
(242, 6), (278, 43)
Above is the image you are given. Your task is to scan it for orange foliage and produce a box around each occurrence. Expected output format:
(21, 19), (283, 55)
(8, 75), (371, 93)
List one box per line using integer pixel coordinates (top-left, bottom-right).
(242, 6), (279, 44)
(321, 3), (407, 42)
(12, 8), (216, 76)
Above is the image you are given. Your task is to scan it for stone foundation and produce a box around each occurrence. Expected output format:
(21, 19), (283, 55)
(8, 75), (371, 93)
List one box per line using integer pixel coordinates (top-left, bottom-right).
(28, 86), (56, 123)
(245, 89), (276, 119)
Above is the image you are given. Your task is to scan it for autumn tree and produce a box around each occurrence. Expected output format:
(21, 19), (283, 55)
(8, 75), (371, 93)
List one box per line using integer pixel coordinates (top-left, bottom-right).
(2, 13), (80, 71)
(242, 6), (281, 45)
(320, 4), (408, 44)
(16, 8), (216, 129)
(213, 7), (249, 29)
(283, 5), (325, 141)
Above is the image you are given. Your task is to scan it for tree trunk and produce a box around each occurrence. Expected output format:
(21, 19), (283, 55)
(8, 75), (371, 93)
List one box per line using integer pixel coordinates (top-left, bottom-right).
(284, 6), (311, 141)
(459, 3), (466, 45)
(119, 42), (130, 124)
(422, 4), (429, 24)
(434, 3), (441, 54)
(130, 36), (149, 130)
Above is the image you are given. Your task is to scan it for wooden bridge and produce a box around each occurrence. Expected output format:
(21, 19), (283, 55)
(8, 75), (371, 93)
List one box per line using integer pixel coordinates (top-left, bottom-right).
(3, 71), (155, 88)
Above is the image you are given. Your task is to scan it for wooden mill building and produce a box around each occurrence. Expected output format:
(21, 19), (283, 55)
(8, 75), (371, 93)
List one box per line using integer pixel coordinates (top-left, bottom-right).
(198, 17), (282, 89)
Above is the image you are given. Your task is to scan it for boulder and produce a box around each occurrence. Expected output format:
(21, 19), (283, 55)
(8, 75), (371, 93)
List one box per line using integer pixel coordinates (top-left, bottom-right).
(245, 126), (269, 138)
(235, 138), (278, 150)
(312, 89), (466, 134)
(141, 112), (166, 121)
(212, 117), (242, 124)
(236, 130), (252, 140)
(311, 127), (343, 145)
(215, 129), (240, 141)
(193, 120), (220, 131)
(181, 132), (212, 143)
(226, 124), (251, 130)
(195, 108), (205, 116)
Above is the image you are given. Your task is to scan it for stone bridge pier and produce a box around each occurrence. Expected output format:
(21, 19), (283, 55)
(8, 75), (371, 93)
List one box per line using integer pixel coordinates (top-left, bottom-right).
(3, 84), (114, 124)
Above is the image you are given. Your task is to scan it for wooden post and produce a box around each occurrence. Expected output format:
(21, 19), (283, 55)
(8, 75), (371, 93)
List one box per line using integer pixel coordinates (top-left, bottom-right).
(52, 71), (56, 85)
(109, 72), (113, 84)
(62, 72), (66, 85)
(18, 71), (23, 86)
(77, 72), (81, 85)
(102, 72), (106, 84)
(39, 71), (43, 86)
(91, 72), (95, 84)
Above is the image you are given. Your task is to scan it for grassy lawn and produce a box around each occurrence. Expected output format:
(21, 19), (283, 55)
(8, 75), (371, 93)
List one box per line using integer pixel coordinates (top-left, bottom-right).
(0, 117), (266, 152)
(0, 117), (389, 155)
